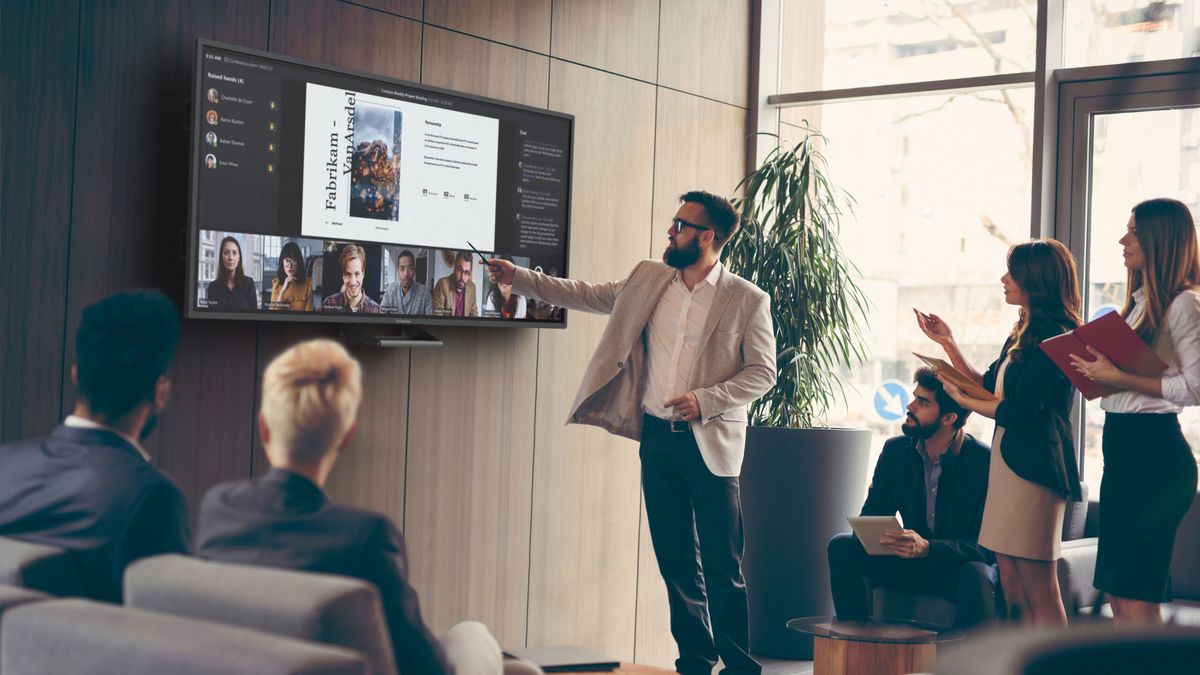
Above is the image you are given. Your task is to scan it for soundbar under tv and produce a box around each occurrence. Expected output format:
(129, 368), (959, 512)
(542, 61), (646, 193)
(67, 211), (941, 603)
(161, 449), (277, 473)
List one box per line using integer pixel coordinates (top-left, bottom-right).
(187, 39), (573, 329)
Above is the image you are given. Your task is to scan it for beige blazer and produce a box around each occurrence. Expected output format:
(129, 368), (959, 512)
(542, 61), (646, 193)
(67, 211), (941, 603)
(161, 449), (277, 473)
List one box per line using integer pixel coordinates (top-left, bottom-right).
(513, 260), (776, 477)
(431, 276), (478, 317)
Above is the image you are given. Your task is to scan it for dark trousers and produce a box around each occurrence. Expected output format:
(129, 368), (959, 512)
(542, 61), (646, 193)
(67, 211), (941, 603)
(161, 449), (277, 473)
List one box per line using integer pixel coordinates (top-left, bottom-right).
(640, 414), (759, 675)
(827, 532), (1001, 629)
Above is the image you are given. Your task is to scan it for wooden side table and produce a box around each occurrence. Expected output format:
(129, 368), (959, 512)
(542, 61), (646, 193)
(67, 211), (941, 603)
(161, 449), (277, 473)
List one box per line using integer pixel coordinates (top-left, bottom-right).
(789, 616), (962, 675)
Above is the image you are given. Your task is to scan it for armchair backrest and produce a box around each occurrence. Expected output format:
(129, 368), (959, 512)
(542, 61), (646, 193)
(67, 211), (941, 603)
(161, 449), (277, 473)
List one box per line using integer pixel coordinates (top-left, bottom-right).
(125, 555), (396, 675)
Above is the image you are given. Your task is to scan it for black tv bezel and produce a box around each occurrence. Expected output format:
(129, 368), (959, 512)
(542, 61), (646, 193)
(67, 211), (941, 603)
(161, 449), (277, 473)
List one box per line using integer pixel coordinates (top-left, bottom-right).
(187, 38), (574, 330)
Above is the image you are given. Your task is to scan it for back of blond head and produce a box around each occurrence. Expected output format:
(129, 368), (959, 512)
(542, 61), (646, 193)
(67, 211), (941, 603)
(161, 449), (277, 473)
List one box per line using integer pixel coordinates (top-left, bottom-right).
(261, 339), (362, 465)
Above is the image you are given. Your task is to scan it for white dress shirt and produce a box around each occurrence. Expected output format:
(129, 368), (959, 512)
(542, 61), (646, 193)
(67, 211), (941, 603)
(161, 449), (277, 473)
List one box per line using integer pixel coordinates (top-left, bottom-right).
(642, 262), (723, 419)
(64, 414), (152, 463)
(1102, 287), (1200, 413)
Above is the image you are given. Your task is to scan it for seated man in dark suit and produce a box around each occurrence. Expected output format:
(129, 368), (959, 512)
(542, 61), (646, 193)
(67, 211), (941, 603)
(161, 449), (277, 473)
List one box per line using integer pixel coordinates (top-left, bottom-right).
(828, 367), (998, 629)
(0, 290), (189, 601)
(195, 339), (501, 675)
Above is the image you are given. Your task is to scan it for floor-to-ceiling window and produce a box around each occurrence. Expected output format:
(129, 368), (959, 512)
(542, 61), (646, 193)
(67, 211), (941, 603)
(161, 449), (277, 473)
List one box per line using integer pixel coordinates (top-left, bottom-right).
(766, 0), (1200, 492)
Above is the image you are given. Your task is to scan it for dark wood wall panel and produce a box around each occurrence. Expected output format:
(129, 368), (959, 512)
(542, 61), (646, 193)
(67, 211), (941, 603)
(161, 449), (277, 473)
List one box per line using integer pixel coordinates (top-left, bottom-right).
(6, 0), (751, 654)
(250, 323), (340, 479)
(63, 0), (272, 513)
(269, 0), (421, 81)
(0, 0), (82, 442)
(343, 0), (424, 21)
(421, 25), (550, 108)
(424, 0), (551, 53)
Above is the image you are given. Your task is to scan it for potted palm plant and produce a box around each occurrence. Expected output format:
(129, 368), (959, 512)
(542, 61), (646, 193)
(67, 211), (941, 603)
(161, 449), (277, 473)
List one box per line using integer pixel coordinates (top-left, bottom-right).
(723, 127), (873, 658)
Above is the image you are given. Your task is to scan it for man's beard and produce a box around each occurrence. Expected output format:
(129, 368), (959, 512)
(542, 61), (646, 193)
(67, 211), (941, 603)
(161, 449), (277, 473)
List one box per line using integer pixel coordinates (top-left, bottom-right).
(900, 414), (939, 440)
(663, 237), (701, 269)
(140, 407), (160, 441)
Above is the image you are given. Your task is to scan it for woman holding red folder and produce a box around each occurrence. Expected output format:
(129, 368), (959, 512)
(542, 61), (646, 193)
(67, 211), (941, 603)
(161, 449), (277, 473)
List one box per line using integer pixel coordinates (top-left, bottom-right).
(916, 239), (1084, 626)
(1070, 198), (1200, 624)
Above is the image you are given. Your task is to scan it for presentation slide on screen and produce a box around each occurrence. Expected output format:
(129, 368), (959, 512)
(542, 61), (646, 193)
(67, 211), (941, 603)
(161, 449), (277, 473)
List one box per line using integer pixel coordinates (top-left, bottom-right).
(300, 84), (499, 249)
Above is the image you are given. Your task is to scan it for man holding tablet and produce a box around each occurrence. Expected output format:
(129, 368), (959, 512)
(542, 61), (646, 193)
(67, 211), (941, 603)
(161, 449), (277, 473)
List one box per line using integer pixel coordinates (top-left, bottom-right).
(828, 367), (999, 629)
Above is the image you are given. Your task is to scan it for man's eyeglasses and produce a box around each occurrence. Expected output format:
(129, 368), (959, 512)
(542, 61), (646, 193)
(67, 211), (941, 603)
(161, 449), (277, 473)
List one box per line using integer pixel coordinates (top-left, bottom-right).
(672, 218), (710, 234)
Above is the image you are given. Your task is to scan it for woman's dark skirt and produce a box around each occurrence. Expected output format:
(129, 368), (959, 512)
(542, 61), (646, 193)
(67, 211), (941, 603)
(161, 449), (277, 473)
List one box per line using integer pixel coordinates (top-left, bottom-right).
(1095, 412), (1198, 602)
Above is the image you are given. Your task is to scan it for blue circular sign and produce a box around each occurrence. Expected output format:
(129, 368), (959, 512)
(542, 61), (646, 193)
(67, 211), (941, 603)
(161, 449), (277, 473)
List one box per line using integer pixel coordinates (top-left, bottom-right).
(873, 379), (912, 422)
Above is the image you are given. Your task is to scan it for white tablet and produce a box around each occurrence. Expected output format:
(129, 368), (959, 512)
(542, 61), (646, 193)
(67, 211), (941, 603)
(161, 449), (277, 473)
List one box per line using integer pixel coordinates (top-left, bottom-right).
(847, 515), (904, 556)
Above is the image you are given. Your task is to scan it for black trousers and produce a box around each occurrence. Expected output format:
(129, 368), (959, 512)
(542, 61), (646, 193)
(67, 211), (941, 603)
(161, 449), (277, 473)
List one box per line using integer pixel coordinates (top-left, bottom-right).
(640, 414), (759, 675)
(827, 532), (1002, 629)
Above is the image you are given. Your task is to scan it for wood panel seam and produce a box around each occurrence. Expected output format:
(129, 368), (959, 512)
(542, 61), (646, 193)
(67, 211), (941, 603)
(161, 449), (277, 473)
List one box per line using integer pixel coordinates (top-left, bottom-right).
(630, 73), (663, 664)
(332, 0), (412, 21)
(55, 0), (88, 425)
(401, 348), (413, 534)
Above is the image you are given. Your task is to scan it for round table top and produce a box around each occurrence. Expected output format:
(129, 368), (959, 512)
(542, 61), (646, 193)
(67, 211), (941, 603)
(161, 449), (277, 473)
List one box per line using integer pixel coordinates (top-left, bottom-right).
(786, 616), (965, 645)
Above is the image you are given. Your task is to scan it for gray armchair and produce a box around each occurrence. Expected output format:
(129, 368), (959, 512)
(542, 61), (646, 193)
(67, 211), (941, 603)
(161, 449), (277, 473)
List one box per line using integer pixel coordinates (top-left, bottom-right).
(0, 599), (368, 675)
(125, 554), (542, 675)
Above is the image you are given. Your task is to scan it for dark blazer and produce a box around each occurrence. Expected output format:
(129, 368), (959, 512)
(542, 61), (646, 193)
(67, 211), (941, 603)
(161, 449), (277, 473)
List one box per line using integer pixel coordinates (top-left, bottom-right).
(195, 469), (449, 675)
(0, 425), (190, 601)
(861, 433), (994, 574)
(207, 276), (258, 310)
(983, 326), (1084, 501)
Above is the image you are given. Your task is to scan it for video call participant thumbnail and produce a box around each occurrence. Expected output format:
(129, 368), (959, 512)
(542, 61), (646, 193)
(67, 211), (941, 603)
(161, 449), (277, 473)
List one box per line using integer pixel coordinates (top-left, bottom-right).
(270, 241), (313, 311)
(0, 290), (190, 602)
(322, 244), (380, 314)
(485, 254), (526, 319)
(381, 249), (431, 315)
(432, 251), (478, 318)
(207, 236), (259, 310)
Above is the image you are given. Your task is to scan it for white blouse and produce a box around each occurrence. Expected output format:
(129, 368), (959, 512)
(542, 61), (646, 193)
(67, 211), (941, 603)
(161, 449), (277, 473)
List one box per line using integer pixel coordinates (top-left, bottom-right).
(1102, 287), (1200, 413)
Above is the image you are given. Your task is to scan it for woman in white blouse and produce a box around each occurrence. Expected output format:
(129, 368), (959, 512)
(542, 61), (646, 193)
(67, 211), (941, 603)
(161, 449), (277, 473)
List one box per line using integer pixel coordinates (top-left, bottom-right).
(1071, 198), (1200, 623)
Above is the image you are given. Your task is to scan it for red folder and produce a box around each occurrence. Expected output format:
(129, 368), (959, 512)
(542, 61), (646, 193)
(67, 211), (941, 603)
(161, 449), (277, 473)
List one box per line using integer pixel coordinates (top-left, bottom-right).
(1039, 310), (1167, 400)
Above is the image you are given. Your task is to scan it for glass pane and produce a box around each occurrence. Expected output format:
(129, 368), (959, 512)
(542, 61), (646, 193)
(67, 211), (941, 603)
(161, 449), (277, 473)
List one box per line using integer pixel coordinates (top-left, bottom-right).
(1083, 107), (1200, 496)
(780, 0), (1039, 93)
(793, 88), (1034, 480)
(1064, 0), (1200, 68)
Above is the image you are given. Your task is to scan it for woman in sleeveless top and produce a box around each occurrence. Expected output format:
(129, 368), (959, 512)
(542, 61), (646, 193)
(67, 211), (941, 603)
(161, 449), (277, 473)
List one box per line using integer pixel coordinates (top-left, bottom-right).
(916, 239), (1084, 625)
(1070, 198), (1200, 623)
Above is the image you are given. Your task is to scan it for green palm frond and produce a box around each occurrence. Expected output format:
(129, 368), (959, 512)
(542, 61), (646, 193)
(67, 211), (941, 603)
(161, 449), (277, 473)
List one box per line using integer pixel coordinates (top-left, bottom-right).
(723, 127), (869, 428)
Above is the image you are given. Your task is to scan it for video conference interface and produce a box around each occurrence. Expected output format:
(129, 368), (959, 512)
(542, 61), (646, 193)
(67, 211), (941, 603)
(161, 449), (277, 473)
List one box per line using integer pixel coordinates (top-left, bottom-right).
(191, 43), (571, 323)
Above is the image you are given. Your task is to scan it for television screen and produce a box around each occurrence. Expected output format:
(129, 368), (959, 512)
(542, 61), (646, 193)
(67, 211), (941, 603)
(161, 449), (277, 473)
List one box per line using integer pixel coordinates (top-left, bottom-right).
(188, 40), (572, 327)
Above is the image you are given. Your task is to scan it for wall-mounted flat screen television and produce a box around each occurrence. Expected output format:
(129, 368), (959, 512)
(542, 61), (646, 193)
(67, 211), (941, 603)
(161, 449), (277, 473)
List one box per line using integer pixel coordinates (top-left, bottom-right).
(188, 40), (573, 328)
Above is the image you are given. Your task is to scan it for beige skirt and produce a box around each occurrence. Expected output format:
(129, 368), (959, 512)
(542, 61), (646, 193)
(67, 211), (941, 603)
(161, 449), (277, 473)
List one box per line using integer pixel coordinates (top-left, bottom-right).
(977, 425), (1066, 560)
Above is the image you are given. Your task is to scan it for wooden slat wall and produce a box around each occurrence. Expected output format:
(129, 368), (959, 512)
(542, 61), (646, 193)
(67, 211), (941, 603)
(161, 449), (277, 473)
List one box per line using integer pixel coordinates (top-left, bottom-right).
(1, 0), (82, 441)
(524, 59), (657, 663)
(637, 87), (749, 667)
(424, 0), (552, 53)
(658, 0), (751, 107)
(63, 0), (271, 513)
(1, 1), (752, 668)
(550, 0), (660, 82)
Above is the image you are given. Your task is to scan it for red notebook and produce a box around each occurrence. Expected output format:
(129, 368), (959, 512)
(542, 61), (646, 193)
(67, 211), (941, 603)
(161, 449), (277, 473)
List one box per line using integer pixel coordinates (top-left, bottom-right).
(1039, 310), (1167, 400)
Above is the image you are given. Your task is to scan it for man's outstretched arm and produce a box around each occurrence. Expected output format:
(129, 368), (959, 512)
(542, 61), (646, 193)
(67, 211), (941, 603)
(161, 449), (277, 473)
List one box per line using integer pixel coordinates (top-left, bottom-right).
(489, 258), (642, 315)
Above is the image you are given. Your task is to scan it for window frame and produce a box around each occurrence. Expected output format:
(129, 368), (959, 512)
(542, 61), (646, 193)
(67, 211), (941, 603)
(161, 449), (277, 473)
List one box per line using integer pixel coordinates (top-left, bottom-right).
(752, 0), (1200, 479)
